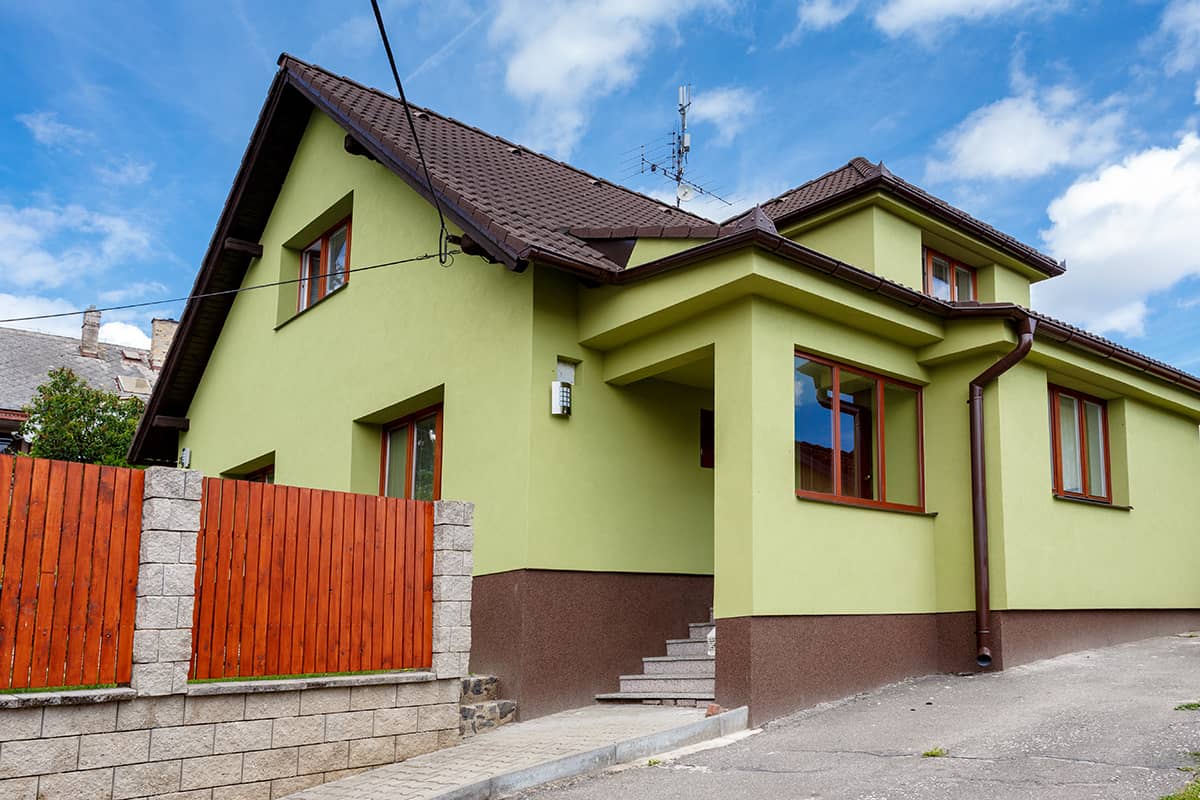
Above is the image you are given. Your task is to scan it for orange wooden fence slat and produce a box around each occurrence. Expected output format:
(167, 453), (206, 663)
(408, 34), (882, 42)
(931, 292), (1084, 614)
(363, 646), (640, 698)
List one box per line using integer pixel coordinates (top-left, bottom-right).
(44, 461), (83, 687)
(422, 501), (435, 667)
(251, 483), (274, 675)
(11, 457), (52, 688)
(116, 469), (144, 685)
(313, 492), (333, 675)
(303, 491), (322, 675)
(81, 467), (116, 687)
(223, 481), (249, 677)
(381, 498), (396, 670)
(239, 481), (263, 677)
(98, 467), (132, 684)
(64, 465), (100, 687)
(0, 456), (32, 688)
(293, 488), (312, 675)
(29, 459), (68, 687)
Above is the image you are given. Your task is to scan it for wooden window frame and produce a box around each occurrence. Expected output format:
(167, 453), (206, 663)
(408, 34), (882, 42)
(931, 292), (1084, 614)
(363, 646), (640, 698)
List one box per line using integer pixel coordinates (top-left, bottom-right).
(242, 464), (275, 484)
(379, 404), (444, 500)
(1048, 385), (1112, 504)
(794, 350), (926, 513)
(297, 217), (352, 312)
(923, 247), (977, 302)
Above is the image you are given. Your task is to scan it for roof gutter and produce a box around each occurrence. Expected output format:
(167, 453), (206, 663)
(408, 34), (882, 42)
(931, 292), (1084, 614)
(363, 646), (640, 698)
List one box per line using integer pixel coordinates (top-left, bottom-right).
(967, 312), (1036, 667)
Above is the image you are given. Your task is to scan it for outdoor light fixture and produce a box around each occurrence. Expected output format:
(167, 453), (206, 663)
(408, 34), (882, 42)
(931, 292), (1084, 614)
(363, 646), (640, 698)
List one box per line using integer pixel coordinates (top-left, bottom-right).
(551, 357), (577, 417)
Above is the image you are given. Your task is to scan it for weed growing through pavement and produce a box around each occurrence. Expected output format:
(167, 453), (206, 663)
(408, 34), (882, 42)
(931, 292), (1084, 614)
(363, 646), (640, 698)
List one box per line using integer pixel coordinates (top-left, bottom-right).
(1176, 702), (1200, 711)
(647, 759), (662, 767)
(921, 747), (947, 758)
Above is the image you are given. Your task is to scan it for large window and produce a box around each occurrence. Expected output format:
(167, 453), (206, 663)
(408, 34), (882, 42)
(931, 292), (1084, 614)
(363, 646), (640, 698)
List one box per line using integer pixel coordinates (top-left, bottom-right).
(1049, 386), (1110, 503)
(298, 218), (351, 311)
(380, 405), (443, 501)
(795, 352), (924, 511)
(924, 248), (976, 302)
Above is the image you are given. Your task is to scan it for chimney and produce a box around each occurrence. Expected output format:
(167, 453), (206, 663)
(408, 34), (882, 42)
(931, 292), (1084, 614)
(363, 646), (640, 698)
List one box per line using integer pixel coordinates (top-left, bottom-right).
(80, 306), (101, 357)
(150, 318), (178, 370)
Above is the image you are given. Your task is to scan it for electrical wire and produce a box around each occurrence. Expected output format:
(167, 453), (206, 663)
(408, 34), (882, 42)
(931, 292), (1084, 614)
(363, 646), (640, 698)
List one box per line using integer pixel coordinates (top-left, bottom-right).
(0, 250), (460, 325)
(370, 0), (451, 267)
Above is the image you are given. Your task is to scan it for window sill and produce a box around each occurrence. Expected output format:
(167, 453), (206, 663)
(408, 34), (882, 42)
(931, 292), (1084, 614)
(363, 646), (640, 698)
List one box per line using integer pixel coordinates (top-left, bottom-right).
(1052, 494), (1132, 511)
(274, 282), (349, 331)
(795, 492), (937, 517)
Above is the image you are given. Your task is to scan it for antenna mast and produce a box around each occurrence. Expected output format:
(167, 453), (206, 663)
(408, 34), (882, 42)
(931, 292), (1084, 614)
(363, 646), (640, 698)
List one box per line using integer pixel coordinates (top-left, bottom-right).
(630, 84), (732, 209)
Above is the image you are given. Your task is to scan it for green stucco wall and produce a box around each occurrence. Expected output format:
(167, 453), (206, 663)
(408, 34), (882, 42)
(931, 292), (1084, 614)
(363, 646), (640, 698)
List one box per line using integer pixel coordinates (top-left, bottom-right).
(180, 109), (714, 578)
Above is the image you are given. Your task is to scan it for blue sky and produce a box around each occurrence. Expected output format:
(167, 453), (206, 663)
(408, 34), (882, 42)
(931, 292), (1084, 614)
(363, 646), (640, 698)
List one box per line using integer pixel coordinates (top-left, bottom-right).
(1, 0), (1198, 369)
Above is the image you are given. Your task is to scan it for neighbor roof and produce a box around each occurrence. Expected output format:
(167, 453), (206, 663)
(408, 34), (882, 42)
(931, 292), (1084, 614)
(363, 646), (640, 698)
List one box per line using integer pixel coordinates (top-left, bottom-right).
(0, 327), (156, 412)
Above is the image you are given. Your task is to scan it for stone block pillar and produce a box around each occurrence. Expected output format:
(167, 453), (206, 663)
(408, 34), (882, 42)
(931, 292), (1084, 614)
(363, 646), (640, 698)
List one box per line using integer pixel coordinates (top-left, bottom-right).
(431, 500), (474, 679)
(131, 466), (202, 696)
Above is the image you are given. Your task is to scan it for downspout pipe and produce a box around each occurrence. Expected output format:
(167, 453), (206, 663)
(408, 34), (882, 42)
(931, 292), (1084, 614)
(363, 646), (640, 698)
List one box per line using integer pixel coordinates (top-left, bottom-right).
(968, 313), (1036, 667)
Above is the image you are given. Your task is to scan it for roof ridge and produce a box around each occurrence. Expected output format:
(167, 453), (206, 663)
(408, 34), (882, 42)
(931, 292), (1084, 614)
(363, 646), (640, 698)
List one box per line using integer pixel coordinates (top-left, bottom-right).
(724, 156), (877, 224)
(278, 54), (716, 226)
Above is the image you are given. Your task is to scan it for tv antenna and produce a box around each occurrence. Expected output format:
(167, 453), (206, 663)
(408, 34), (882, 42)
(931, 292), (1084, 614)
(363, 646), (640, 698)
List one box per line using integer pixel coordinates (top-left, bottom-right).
(632, 84), (732, 208)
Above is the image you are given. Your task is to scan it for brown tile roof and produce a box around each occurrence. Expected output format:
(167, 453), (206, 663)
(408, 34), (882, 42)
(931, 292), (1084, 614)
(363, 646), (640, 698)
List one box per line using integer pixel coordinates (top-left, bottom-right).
(739, 157), (1064, 277)
(282, 56), (715, 274)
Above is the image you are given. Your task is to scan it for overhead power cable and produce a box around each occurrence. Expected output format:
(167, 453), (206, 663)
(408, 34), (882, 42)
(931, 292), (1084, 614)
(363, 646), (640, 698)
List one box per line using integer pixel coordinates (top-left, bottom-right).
(370, 0), (451, 266)
(0, 250), (460, 325)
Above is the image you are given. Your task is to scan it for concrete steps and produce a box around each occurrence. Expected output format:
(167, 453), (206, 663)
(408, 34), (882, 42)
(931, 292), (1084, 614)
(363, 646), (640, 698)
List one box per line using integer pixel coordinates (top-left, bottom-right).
(596, 610), (715, 705)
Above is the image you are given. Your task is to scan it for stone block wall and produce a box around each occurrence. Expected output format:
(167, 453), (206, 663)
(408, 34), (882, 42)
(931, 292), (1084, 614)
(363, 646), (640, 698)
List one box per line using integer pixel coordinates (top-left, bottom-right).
(0, 467), (475, 800)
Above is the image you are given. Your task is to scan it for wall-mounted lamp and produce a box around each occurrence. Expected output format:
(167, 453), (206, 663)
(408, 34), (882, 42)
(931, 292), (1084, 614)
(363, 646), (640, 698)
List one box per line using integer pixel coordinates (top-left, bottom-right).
(551, 358), (577, 417)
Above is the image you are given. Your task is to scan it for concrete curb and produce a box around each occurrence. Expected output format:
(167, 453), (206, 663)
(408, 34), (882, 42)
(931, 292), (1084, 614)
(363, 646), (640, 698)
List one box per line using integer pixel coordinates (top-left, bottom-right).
(433, 706), (749, 799)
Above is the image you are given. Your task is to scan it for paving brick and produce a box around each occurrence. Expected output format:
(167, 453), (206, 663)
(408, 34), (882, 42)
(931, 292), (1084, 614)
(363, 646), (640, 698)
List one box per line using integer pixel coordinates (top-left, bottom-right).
(35, 767), (114, 800)
(242, 747), (297, 782)
(117, 696), (185, 730)
(152, 724), (215, 760)
(244, 692), (299, 721)
(347, 736), (394, 768)
(348, 685), (395, 711)
(113, 759), (182, 799)
(417, 703), (459, 733)
(180, 753), (244, 790)
(0, 707), (42, 742)
(0, 735), (78, 778)
(132, 661), (179, 696)
(42, 703), (117, 737)
(322, 711), (372, 742)
(79, 729), (151, 768)
(272, 715), (325, 748)
(373, 706), (418, 737)
(185, 695), (246, 725)
(297, 741), (348, 775)
(394, 680), (457, 707)
(214, 719), (273, 754)
(298, 688), (349, 716)
(0, 776), (36, 800)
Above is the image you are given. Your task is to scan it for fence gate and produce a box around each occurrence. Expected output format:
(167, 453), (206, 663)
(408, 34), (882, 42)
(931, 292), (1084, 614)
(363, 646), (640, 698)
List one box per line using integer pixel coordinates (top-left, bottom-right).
(190, 478), (433, 680)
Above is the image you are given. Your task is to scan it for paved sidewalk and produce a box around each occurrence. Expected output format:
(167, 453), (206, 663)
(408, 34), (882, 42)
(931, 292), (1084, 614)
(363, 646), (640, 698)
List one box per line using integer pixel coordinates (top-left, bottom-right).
(514, 634), (1200, 800)
(284, 704), (747, 800)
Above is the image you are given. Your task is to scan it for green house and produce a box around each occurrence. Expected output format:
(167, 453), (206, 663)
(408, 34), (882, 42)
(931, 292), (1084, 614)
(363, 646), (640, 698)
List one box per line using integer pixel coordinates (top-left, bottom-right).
(132, 56), (1200, 725)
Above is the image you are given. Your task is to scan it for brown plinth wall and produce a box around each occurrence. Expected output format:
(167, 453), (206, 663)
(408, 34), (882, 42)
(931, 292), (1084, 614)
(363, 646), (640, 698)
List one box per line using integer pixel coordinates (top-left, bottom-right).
(470, 569), (714, 720)
(717, 609), (1200, 726)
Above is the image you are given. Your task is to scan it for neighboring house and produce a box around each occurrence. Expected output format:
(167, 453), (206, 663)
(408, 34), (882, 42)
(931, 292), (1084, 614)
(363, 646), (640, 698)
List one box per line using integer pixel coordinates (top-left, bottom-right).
(0, 310), (177, 452)
(131, 56), (1200, 725)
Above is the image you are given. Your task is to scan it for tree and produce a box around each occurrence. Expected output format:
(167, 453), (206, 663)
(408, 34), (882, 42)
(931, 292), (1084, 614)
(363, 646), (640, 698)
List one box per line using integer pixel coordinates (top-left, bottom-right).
(17, 367), (145, 467)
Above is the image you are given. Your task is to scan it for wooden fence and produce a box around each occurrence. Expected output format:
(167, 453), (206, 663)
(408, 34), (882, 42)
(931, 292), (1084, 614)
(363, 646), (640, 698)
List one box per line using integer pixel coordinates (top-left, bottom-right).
(0, 455), (143, 690)
(191, 478), (434, 680)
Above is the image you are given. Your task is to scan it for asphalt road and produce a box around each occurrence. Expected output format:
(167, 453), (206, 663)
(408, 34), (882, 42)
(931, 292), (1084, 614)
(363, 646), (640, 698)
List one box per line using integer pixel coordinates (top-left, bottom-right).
(513, 634), (1200, 799)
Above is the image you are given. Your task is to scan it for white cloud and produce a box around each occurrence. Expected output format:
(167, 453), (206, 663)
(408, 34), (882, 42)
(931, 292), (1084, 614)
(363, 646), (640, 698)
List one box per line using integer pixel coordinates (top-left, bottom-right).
(689, 87), (760, 146)
(793, 0), (859, 32)
(926, 68), (1123, 181)
(0, 203), (154, 289)
(1161, 0), (1200, 74)
(489, 0), (730, 157)
(874, 0), (1058, 36)
(99, 281), (169, 304)
(1033, 132), (1200, 335)
(15, 111), (91, 149)
(98, 321), (152, 349)
(95, 157), (154, 186)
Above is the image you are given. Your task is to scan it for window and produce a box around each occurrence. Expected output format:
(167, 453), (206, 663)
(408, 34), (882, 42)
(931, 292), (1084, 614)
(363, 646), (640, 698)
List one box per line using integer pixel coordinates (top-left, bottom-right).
(243, 465), (275, 484)
(924, 248), (976, 302)
(795, 352), (924, 511)
(1049, 386), (1111, 503)
(380, 405), (443, 501)
(298, 219), (351, 311)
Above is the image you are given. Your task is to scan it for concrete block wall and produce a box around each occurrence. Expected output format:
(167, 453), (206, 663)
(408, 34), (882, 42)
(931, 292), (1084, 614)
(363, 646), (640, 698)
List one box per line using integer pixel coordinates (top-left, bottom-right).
(0, 467), (474, 800)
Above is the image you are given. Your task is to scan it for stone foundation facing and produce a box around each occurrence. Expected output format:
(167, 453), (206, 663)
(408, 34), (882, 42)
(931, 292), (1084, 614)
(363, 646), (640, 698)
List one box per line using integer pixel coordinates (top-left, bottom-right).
(471, 570), (714, 720)
(716, 609), (1200, 726)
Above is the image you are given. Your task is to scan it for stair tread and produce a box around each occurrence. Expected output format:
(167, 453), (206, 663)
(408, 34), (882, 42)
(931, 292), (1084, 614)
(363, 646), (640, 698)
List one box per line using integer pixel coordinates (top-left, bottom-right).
(620, 673), (714, 681)
(665, 638), (711, 645)
(643, 654), (713, 662)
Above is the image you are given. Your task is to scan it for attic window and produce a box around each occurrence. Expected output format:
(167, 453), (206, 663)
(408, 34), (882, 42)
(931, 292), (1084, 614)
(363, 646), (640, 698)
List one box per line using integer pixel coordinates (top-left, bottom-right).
(298, 218), (351, 311)
(924, 248), (976, 302)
